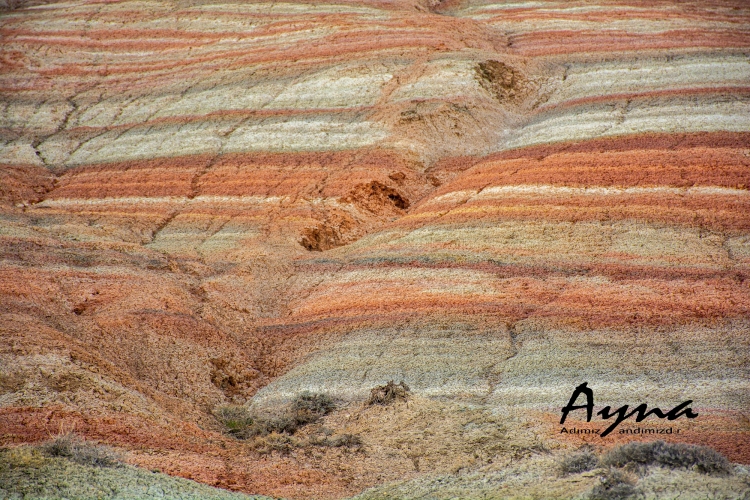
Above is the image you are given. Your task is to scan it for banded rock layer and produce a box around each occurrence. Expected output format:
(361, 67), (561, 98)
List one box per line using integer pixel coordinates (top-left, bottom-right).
(1, 1), (749, 499)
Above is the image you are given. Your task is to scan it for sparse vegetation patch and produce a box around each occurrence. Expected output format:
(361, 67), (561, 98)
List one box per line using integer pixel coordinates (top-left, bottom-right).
(216, 392), (347, 443)
(215, 392), (366, 454)
(601, 440), (732, 475)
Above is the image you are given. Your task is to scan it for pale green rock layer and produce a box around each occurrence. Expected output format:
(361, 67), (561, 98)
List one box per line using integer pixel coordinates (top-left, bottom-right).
(249, 320), (750, 412)
(0, 447), (268, 500)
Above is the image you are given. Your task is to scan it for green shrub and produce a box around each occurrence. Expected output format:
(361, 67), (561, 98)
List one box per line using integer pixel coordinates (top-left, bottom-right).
(39, 433), (122, 468)
(215, 405), (255, 437)
(601, 440), (732, 475)
(558, 450), (599, 475)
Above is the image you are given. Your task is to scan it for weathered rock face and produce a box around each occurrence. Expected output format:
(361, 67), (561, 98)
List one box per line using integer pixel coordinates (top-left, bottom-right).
(1, 1), (749, 499)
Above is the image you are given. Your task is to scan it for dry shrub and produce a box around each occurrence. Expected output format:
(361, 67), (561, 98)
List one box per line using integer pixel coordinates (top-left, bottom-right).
(291, 391), (336, 424)
(252, 433), (300, 455)
(601, 440), (732, 475)
(309, 433), (362, 449)
(216, 391), (336, 439)
(367, 380), (410, 406)
(589, 468), (637, 500)
(328, 433), (362, 448)
(40, 433), (122, 468)
(0, 370), (26, 393)
(558, 450), (599, 475)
